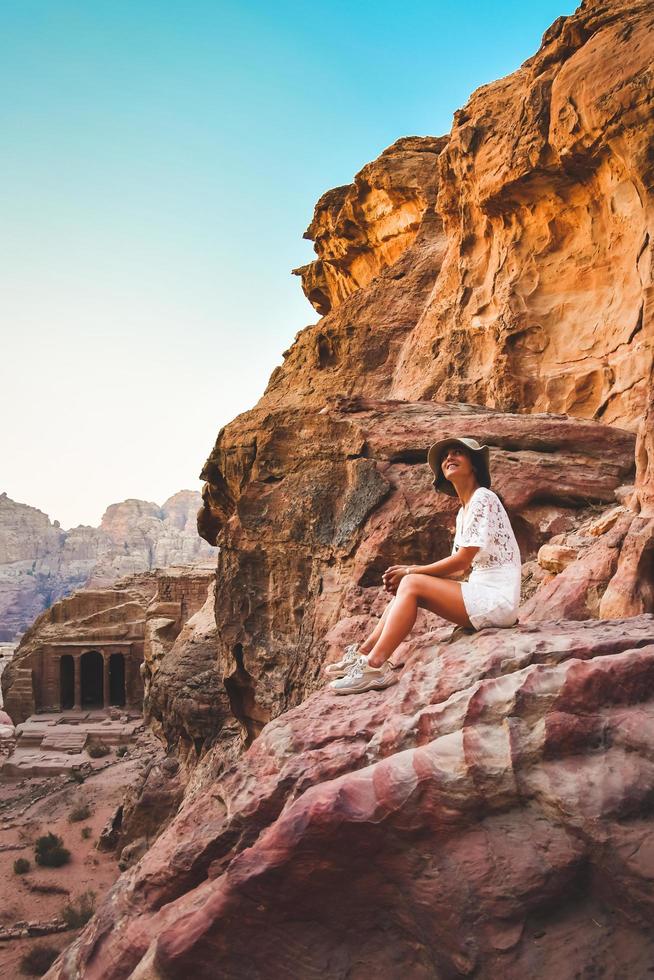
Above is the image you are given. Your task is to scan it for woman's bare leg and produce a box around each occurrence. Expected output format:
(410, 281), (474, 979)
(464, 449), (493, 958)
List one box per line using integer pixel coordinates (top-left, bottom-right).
(359, 596), (396, 655)
(367, 574), (471, 667)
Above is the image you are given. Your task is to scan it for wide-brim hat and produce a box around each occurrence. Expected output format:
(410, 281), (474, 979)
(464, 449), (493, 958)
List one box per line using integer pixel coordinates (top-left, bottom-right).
(427, 436), (491, 496)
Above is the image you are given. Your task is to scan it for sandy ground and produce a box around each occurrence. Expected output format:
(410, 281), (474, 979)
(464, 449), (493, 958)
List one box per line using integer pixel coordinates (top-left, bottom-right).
(0, 741), (151, 978)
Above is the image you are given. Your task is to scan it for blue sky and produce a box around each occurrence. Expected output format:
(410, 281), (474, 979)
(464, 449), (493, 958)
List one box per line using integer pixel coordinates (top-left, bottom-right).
(1, 0), (577, 529)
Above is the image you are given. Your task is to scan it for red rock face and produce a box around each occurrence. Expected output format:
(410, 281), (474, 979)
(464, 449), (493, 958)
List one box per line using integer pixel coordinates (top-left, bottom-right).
(293, 136), (447, 315)
(290, 2), (653, 431)
(600, 382), (654, 616)
(144, 574), (240, 769)
(45, 617), (654, 979)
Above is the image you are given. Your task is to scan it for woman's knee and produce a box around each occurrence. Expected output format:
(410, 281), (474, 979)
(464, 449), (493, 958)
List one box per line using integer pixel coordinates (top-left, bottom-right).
(397, 573), (421, 597)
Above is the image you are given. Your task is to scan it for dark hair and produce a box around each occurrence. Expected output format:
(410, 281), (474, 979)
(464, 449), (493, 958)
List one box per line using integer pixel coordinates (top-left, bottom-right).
(469, 452), (487, 488)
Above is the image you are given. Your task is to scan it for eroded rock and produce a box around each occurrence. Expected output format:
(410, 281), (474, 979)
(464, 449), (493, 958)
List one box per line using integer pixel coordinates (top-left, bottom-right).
(269, 2), (654, 432)
(44, 616), (654, 979)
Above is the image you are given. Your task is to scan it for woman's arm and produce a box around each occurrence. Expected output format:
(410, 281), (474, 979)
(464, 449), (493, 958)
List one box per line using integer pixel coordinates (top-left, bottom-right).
(383, 546), (479, 592)
(406, 547), (479, 578)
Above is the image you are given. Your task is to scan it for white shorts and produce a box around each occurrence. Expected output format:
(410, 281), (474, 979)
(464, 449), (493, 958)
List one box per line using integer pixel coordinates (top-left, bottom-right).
(460, 568), (520, 631)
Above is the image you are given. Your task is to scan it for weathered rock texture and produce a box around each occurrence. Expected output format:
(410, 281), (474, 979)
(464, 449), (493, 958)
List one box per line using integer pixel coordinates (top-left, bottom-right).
(600, 377), (654, 618)
(113, 750), (187, 865)
(0, 490), (215, 641)
(44, 0), (654, 976)
(292, 136), (448, 315)
(199, 397), (636, 737)
(290, 2), (653, 430)
(2, 565), (216, 725)
(143, 567), (239, 769)
(46, 617), (654, 979)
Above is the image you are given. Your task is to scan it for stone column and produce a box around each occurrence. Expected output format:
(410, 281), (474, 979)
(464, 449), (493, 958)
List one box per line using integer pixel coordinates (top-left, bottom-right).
(103, 654), (110, 709)
(52, 647), (61, 711)
(73, 655), (81, 710)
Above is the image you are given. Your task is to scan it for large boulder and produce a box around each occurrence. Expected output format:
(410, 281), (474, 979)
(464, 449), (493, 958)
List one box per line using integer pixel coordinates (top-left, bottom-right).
(44, 616), (654, 979)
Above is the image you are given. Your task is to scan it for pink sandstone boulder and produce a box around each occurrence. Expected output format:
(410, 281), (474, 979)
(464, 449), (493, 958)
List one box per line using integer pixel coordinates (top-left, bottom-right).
(44, 615), (654, 979)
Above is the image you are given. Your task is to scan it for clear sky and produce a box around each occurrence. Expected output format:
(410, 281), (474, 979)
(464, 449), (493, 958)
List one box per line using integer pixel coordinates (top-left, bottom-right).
(1, 0), (577, 530)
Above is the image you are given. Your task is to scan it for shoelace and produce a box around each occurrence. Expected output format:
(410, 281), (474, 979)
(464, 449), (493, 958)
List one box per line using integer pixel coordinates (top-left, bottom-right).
(340, 643), (360, 665)
(343, 654), (373, 679)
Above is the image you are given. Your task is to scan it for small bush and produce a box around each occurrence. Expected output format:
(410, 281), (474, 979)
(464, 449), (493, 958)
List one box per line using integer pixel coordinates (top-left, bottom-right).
(115, 745), (128, 757)
(61, 889), (96, 929)
(19, 943), (61, 975)
(87, 741), (110, 758)
(81, 826), (92, 840)
(68, 803), (91, 823)
(14, 857), (31, 874)
(70, 770), (85, 784)
(35, 833), (71, 868)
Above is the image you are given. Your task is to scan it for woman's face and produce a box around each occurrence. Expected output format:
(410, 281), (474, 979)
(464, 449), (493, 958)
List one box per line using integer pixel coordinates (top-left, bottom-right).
(440, 445), (476, 483)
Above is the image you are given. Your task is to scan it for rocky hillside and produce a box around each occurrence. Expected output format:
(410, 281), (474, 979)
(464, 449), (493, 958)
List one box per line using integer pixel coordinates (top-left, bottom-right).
(0, 491), (215, 641)
(46, 1), (654, 977)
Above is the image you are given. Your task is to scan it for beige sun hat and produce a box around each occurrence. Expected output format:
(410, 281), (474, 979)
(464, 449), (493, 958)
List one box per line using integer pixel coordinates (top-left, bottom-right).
(427, 436), (491, 496)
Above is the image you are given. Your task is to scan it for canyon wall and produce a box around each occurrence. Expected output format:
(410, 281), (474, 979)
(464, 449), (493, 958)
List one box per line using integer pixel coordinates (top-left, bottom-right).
(290, 2), (653, 431)
(0, 490), (214, 641)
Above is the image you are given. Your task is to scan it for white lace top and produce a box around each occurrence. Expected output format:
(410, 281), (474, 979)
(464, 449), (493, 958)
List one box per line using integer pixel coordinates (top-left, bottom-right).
(452, 487), (521, 572)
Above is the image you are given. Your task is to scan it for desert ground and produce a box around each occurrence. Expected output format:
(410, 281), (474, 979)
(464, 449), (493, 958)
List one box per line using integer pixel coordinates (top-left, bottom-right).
(0, 728), (158, 977)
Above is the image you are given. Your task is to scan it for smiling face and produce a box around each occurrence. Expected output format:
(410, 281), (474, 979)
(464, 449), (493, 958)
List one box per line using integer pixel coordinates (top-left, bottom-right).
(440, 444), (477, 484)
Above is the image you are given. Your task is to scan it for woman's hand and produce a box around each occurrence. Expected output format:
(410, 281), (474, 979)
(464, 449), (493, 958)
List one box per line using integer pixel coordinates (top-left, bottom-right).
(382, 565), (410, 594)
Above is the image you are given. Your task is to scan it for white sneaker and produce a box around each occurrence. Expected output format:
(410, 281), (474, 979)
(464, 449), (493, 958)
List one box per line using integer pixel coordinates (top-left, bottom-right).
(323, 643), (361, 678)
(329, 655), (397, 696)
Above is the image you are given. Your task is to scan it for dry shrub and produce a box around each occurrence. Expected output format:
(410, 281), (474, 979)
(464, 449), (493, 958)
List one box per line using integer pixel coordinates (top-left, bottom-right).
(35, 832), (71, 868)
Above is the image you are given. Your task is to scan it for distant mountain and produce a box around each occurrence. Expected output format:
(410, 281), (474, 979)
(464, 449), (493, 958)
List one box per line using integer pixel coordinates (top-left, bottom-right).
(0, 491), (215, 640)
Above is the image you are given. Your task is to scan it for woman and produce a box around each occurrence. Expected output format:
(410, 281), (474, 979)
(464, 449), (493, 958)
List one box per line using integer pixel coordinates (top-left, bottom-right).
(326, 436), (522, 696)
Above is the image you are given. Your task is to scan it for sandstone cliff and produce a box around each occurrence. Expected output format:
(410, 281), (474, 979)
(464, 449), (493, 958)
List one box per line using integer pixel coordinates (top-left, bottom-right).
(289, 2), (653, 432)
(0, 490), (215, 641)
(142, 566), (238, 769)
(45, 0), (654, 977)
